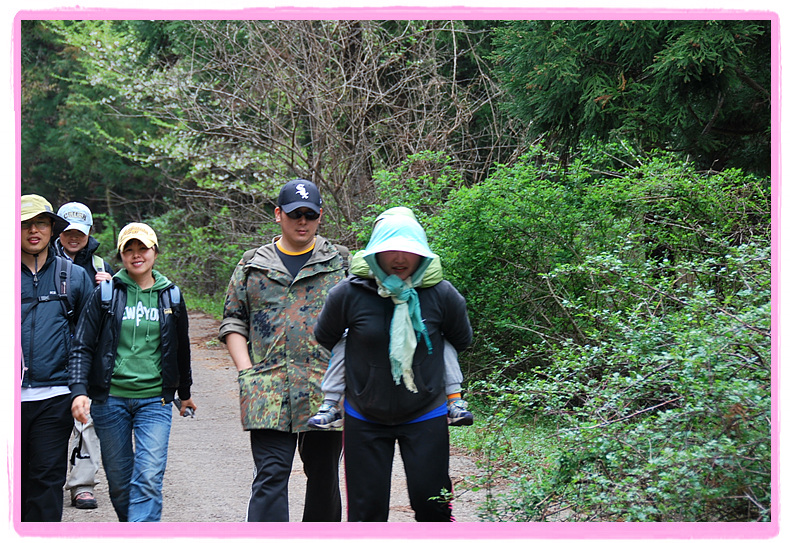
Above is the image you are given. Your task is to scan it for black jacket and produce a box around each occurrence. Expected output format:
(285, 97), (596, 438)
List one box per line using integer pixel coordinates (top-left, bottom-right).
(68, 276), (192, 403)
(55, 236), (115, 284)
(21, 250), (93, 389)
(314, 276), (473, 425)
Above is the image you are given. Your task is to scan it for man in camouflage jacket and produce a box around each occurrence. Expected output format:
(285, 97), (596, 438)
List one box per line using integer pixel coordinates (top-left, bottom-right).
(219, 180), (345, 522)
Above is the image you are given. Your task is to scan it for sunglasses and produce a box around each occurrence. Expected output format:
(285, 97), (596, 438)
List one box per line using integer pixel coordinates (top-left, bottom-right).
(21, 219), (53, 230)
(284, 209), (321, 221)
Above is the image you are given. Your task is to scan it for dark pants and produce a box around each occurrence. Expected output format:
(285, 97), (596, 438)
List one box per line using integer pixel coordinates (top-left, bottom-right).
(20, 394), (74, 522)
(344, 414), (454, 522)
(247, 429), (342, 522)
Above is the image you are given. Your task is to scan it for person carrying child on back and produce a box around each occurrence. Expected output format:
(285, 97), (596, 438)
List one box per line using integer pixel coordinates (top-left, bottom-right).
(308, 207), (473, 430)
(314, 207), (473, 521)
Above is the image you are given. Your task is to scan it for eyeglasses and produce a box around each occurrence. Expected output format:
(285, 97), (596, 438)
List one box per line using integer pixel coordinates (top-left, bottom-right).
(21, 219), (52, 230)
(284, 209), (320, 221)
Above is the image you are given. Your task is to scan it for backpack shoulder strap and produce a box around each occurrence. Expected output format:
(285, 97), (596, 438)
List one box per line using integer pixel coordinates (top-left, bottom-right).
(21, 256), (73, 325)
(162, 284), (182, 318)
(334, 244), (351, 273)
(170, 284), (181, 306)
(241, 248), (258, 267)
(55, 256), (75, 326)
(100, 279), (114, 310)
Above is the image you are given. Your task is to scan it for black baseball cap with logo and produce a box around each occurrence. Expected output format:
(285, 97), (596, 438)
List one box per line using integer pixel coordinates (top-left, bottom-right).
(277, 179), (323, 214)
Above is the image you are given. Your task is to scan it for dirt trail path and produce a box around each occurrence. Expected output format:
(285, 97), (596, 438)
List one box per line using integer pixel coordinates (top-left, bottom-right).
(62, 311), (485, 523)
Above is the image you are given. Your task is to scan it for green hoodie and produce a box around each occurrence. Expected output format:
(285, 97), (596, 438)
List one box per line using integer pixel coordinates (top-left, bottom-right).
(111, 268), (172, 398)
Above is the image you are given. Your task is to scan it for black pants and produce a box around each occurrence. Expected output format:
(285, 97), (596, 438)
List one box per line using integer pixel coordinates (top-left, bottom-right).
(344, 414), (453, 522)
(247, 429), (342, 522)
(20, 394), (74, 522)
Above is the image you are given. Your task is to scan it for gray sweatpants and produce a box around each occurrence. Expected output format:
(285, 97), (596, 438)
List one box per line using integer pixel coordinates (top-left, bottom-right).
(321, 334), (463, 402)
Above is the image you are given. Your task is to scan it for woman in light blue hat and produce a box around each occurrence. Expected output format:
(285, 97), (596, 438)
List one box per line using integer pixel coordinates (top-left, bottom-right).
(56, 201), (115, 510)
(56, 202), (115, 285)
(314, 208), (473, 522)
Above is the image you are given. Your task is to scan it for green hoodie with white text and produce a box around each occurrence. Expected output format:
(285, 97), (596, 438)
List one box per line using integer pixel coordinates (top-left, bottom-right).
(111, 269), (172, 398)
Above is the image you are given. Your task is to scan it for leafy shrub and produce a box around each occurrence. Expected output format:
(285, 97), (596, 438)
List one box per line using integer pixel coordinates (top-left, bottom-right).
(458, 155), (771, 521)
(429, 151), (599, 376)
(351, 150), (462, 246)
(147, 205), (279, 301)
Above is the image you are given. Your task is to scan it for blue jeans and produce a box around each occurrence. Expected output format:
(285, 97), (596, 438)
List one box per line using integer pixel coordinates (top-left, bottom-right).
(91, 396), (172, 522)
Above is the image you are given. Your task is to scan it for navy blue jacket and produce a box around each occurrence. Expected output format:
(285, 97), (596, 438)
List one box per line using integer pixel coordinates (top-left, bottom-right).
(21, 250), (93, 389)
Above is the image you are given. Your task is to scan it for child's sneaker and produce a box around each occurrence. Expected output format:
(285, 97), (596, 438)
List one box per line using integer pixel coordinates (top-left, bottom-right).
(447, 398), (474, 426)
(308, 401), (343, 429)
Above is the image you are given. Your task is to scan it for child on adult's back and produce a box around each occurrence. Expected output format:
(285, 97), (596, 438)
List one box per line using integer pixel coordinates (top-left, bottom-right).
(314, 208), (473, 522)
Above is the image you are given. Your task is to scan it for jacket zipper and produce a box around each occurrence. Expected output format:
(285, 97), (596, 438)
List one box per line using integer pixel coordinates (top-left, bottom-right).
(26, 304), (37, 387)
(24, 265), (40, 387)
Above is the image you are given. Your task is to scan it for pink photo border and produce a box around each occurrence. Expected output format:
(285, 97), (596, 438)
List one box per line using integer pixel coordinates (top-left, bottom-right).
(10, 4), (781, 540)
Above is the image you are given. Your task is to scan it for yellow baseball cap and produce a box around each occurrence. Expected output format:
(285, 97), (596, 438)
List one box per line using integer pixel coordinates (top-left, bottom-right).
(21, 194), (69, 234)
(117, 222), (158, 251)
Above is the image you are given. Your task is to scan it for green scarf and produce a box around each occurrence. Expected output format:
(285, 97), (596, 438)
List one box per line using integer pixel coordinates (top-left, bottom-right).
(375, 274), (433, 393)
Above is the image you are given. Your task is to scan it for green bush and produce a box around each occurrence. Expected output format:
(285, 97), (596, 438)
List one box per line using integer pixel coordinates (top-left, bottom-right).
(430, 151), (596, 376)
(458, 155), (771, 521)
(352, 150), (462, 245)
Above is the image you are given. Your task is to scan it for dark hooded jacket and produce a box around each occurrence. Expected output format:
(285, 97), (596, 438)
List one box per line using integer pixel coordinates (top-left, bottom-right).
(315, 209), (472, 425)
(21, 249), (93, 389)
(314, 276), (472, 425)
(55, 236), (115, 284)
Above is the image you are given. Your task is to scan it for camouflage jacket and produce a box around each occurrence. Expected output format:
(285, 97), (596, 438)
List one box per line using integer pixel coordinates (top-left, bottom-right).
(219, 236), (346, 432)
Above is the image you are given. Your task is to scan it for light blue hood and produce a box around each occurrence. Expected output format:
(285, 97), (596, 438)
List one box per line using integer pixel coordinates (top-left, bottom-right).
(362, 212), (437, 286)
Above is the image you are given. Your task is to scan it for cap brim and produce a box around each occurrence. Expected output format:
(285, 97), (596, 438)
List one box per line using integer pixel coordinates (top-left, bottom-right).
(364, 236), (437, 260)
(280, 202), (321, 214)
(22, 212), (70, 236)
(118, 237), (157, 250)
(63, 223), (91, 236)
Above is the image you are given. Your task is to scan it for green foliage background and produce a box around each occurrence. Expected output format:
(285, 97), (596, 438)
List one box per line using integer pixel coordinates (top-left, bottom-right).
(491, 20), (771, 175)
(337, 147), (771, 522)
(435, 151), (770, 521)
(20, 17), (773, 523)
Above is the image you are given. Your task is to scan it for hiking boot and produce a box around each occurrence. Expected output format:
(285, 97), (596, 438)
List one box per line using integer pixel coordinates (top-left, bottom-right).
(308, 401), (343, 429)
(447, 399), (474, 426)
(72, 491), (98, 509)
